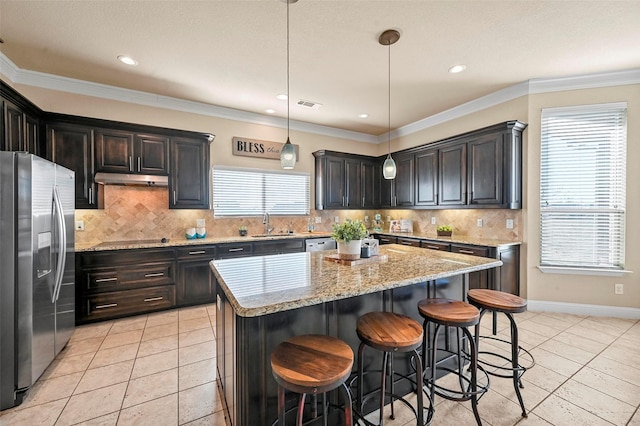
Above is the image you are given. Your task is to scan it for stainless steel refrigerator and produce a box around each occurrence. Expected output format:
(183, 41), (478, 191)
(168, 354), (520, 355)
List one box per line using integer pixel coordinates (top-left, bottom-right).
(0, 152), (75, 410)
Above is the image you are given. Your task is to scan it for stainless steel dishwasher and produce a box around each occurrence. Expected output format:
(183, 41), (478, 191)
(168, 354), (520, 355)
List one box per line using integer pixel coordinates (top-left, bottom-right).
(305, 237), (337, 252)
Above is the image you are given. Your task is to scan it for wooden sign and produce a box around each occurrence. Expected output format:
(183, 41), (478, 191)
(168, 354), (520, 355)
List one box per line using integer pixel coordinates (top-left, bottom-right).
(232, 137), (299, 161)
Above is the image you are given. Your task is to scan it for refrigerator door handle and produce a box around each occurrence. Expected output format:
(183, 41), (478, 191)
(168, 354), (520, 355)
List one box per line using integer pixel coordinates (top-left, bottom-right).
(51, 186), (67, 303)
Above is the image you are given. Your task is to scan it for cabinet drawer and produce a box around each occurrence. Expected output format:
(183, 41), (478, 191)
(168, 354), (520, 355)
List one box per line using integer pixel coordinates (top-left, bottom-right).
(79, 248), (175, 268)
(421, 240), (451, 251)
(450, 244), (490, 257)
(83, 285), (175, 321)
(83, 261), (174, 292)
(376, 236), (397, 245)
(397, 237), (421, 247)
(253, 239), (304, 254)
(176, 245), (217, 259)
(216, 242), (253, 258)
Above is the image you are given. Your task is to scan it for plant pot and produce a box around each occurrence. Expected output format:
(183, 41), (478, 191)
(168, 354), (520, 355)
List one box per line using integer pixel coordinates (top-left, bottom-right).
(437, 230), (452, 237)
(337, 240), (362, 260)
(239, 230), (247, 236)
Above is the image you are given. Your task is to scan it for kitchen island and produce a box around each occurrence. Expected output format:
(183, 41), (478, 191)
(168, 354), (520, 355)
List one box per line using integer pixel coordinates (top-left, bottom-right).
(210, 244), (502, 426)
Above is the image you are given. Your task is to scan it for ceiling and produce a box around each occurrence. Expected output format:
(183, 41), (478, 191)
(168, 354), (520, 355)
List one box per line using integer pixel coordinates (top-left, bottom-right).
(1, 0), (639, 139)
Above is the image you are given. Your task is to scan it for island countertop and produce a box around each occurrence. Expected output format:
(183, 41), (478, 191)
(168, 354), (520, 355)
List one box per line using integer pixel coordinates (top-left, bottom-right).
(210, 243), (502, 317)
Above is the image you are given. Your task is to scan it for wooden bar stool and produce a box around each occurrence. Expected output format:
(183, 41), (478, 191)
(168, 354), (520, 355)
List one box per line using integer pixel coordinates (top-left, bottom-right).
(466, 289), (535, 418)
(355, 311), (426, 426)
(418, 298), (486, 425)
(271, 334), (354, 426)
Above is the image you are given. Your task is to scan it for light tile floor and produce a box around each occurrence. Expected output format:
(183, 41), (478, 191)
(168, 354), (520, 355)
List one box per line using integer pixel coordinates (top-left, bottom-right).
(1, 306), (639, 425)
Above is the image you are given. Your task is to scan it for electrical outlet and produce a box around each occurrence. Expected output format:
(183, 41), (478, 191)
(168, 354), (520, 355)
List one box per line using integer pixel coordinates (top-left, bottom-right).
(431, 217), (436, 225)
(334, 216), (340, 223)
(386, 216), (391, 222)
(506, 219), (514, 229)
(615, 283), (624, 295)
(196, 218), (206, 227)
(75, 221), (85, 231)
(477, 219), (483, 228)
(315, 216), (321, 224)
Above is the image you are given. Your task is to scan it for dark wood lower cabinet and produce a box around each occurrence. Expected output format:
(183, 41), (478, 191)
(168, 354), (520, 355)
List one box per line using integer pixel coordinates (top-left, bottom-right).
(176, 246), (217, 306)
(83, 285), (175, 322)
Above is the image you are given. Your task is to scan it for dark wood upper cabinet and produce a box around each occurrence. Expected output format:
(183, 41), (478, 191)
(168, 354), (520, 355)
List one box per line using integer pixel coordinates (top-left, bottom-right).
(170, 137), (210, 209)
(438, 143), (466, 206)
(25, 113), (39, 155)
(467, 133), (502, 206)
(47, 122), (101, 209)
(394, 153), (415, 207)
(313, 150), (378, 210)
(95, 128), (135, 173)
(96, 129), (169, 175)
(415, 149), (438, 206)
(1, 97), (40, 155)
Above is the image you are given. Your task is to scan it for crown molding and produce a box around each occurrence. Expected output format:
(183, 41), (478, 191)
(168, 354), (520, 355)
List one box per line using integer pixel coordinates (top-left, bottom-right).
(2, 53), (638, 145)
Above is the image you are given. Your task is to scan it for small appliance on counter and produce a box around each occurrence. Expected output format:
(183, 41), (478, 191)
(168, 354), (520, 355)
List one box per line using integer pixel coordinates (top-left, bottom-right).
(372, 213), (384, 233)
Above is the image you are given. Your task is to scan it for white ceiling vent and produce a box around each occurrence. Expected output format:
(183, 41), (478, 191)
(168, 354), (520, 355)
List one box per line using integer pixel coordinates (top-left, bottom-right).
(297, 99), (323, 110)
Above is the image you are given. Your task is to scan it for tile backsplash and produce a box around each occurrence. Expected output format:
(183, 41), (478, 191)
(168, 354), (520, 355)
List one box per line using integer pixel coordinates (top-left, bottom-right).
(75, 186), (521, 244)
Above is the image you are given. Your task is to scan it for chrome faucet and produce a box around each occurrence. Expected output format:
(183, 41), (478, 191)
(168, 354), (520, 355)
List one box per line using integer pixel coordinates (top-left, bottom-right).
(263, 212), (274, 235)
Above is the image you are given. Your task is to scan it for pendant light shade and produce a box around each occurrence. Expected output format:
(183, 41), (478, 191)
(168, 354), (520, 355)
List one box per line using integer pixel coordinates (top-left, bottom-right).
(280, 0), (298, 169)
(379, 29), (399, 180)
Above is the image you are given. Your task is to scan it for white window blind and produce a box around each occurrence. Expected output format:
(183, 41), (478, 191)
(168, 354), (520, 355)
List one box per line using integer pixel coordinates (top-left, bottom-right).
(540, 103), (627, 270)
(212, 166), (310, 216)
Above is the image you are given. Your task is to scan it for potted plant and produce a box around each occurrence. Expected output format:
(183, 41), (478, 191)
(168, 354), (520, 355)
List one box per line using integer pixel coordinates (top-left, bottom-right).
(238, 225), (248, 237)
(437, 225), (452, 237)
(331, 219), (367, 260)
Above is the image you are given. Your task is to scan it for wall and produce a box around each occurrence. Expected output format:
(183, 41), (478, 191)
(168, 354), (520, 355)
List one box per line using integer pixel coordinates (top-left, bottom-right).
(10, 78), (637, 311)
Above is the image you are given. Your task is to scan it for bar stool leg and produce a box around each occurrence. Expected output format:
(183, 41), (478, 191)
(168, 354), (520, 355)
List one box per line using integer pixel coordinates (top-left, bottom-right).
(297, 394), (306, 426)
(507, 312), (527, 417)
(357, 342), (366, 413)
(388, 354), (395, 420)
(278, 385), (286, 426)
(463, 326), (482, 426)
(379, 351), (389, 425)
(429, 323), (441, 414)
(341, 382), (354, 426)
(413, 348), (424, 426)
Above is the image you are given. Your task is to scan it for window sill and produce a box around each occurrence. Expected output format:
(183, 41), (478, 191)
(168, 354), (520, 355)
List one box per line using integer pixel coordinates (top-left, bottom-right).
(537, 266), (633, 277)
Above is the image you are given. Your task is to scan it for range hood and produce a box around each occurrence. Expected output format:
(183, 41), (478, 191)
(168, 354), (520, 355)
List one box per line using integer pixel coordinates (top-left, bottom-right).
(94, 172), (168, 186)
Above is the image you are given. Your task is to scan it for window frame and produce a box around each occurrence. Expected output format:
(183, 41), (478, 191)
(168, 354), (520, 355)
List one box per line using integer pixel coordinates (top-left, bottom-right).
(539, 102), (627, 275)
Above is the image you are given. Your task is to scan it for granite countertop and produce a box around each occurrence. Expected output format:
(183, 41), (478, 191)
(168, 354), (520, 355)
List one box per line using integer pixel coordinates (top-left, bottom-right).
(75, 232), (333, 252)
(210, 244), (502, 317)
(373, 231), (521, 248)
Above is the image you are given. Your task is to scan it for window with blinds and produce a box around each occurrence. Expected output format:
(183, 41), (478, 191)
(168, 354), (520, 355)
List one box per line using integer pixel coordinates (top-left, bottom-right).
(540, 103), (627, 271)
(212, 166), (310, 216)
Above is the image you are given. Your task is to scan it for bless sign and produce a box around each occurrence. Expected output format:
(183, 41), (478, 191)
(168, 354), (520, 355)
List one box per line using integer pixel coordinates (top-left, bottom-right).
(232, 137), (299, 161)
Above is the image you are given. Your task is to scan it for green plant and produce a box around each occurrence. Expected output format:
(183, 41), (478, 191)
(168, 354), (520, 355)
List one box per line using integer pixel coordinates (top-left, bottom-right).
(239, 225), (247, 231)
(437, 225), (452, 232)
(331, 219), (367, 243)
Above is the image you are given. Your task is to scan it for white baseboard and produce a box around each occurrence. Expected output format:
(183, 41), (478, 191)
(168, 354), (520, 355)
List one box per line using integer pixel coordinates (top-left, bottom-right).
(528, 300), (640, 320)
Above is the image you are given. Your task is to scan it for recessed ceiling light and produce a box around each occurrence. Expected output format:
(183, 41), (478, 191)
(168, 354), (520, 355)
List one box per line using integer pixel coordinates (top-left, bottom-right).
(358, 113), (369, 119)
(276, 94), (288, 100)
(265, 109), (276, 114)
(117, 55), (138, 66)
(448, 64), (466, 74)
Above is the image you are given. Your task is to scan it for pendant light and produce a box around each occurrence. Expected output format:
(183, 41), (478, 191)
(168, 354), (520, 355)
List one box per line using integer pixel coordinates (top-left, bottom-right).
(379, 29), (399, 180)
(280, 0), (298, 169)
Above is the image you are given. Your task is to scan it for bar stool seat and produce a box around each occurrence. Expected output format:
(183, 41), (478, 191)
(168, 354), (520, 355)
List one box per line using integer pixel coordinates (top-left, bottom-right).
(467, 289), (535, 418)
(418, 298), (487, 426)
(271, 334), (354, 426)
(356, 311), (427, 425)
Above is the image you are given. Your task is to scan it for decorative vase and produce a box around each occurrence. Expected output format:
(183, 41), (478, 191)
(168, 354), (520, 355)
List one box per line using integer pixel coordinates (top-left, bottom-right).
(337, 240), (362, 260)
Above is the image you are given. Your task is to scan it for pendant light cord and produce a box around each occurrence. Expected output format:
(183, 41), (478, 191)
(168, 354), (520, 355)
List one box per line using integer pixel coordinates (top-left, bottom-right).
(387, 39), (391, 157)
(287, 0), (290, 140)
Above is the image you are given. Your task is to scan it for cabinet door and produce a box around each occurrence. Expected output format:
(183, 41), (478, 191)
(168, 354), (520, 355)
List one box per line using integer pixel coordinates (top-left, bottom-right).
(170, 137), (210, 209)
(47, 123), (98, 209)
(394, 154), (414, 206)
(415, 149), (438, 206)
(325, 157), (345, 208)
(362, 161), (378, 208)
(468, 134), (502, 206)
(177, 259), (215, 306)
(25, 113), (39, 155)
(439, 143), (466, 206)
(4, 100), (24, 152)
(95, 128), (135, 173)
(345, 158), (362, 208)
(136, 134), (169, 175)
